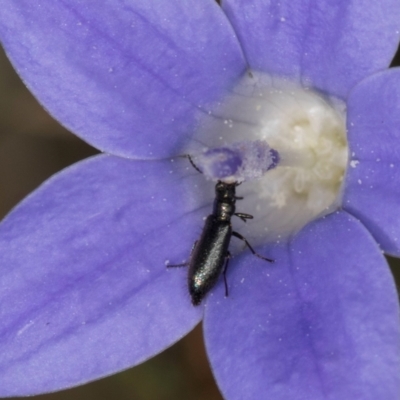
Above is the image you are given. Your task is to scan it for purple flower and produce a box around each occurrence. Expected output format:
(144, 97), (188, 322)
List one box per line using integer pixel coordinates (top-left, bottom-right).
(1, 1), (400, 399)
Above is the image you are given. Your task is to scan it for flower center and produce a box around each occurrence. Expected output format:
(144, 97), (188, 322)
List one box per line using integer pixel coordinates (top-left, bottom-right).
(190, 72), (348, 243)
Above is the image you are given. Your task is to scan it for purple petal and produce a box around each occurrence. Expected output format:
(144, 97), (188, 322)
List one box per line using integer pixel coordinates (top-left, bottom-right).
(221, 0), (400, 98)
(0, 154), (209, 396)
(0, 1), (245, 158)
(204, 211), (400, 400)
(344, 68), (400, 256)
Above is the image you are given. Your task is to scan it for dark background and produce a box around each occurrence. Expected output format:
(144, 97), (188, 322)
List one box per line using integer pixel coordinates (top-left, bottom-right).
(1, 44), (400, 400)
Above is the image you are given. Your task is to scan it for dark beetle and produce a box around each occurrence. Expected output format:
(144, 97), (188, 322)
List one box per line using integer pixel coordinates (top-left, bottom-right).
(169, 178), (273, 306)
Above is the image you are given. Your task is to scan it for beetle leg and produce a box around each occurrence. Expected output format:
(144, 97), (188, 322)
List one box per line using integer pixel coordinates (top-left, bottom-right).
(167, 241), (198, 268)
(223, 251), (231, 297)
(166, 262), (189, 268)
(232, 231), (274, 262)
(235, 212), (253, 222)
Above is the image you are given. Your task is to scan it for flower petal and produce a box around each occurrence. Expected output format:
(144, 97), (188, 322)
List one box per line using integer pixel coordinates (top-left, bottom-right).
(0, 1), (245, 158)
(344, 68), (400, 256)
(204, 211), (400, 400)
(221, 0), (400, 98)
(0, 154), (208, 396)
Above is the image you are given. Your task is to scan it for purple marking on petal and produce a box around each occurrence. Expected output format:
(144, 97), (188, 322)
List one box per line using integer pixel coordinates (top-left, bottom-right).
(204, 211), (400, 400)
(269, 148), (280, 170)
(195, 148), (243, 179)
(0, 155), (207, 396)
(222, 0), (400, 98)
(344, 68), (400, 256)
(0, 1), (246, 158)
(193, 140), (279, 182)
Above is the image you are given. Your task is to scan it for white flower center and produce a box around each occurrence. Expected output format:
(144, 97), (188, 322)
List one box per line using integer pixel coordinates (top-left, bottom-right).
(190, 72), (348, 243)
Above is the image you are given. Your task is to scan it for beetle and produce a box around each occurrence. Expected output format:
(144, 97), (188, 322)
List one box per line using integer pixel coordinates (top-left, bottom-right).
(168, 157), (273, 306)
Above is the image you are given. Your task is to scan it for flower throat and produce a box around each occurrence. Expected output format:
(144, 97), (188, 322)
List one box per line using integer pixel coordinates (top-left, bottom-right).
(189, 72), (349, 244)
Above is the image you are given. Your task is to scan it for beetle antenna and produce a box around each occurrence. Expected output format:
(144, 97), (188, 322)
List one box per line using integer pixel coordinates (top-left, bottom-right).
(185, 154), (203, 174)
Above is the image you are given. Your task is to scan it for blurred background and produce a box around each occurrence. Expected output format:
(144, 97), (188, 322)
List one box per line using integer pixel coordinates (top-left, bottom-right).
(1, 41), (400, 400)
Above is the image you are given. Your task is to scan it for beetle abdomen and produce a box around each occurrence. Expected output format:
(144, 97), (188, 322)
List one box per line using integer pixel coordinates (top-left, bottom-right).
(188, 216), (231, 305)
